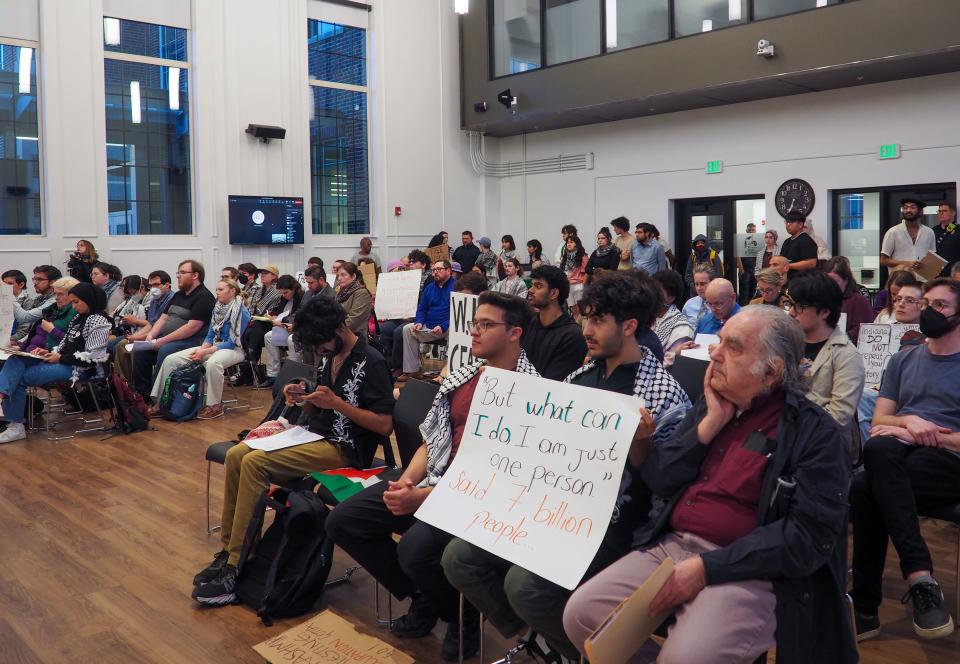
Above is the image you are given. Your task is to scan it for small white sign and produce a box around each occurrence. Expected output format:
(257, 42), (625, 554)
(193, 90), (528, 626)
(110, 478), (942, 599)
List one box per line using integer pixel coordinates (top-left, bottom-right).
(375, 271), (422, 320)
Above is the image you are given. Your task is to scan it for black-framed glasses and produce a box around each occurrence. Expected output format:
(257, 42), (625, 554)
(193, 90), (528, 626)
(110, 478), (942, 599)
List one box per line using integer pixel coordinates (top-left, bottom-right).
(468, 320), (509, 333)
(921, 299), (955, 313)
(782, 300), (808, 313)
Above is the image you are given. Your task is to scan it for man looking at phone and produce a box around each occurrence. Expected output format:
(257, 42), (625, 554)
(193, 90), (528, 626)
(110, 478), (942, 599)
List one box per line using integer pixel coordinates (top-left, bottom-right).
(191, 297), (395, 606)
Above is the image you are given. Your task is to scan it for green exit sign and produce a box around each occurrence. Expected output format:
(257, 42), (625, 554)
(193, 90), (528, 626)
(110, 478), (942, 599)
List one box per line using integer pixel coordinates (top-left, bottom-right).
(706, 160), (723, 174)
(879, 143), (900, 160)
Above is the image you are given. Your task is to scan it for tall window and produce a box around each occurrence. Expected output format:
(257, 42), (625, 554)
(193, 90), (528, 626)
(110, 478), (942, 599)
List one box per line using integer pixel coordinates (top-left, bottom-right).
(308, 20), (369, 235)
(103, 17), (191, 235)
(0, 41), (41, 234)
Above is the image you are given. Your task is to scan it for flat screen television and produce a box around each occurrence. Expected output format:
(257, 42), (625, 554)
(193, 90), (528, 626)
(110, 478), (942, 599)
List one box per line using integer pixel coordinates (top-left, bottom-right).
(228, 195), (304, 245)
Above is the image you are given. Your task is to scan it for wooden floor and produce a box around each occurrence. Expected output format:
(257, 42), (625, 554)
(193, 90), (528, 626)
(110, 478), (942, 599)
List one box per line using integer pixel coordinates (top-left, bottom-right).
(0, 389), (956, 663)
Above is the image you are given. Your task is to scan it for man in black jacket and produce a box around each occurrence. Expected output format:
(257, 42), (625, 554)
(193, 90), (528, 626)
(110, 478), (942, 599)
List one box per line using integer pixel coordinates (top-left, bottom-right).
(521, 265), (587, 381)
(452, 230), (481, 275)
(563, 305), (856, 664)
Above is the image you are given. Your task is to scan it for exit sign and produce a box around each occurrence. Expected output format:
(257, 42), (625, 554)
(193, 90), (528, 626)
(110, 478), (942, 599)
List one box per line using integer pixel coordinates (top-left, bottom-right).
(879, 143), (900, 160)
(706, 160), (723, 174)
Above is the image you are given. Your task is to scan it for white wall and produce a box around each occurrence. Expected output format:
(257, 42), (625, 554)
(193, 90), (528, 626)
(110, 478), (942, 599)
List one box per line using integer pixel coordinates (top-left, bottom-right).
(1, 0), (483, 283)
(485, 72), (960, 258)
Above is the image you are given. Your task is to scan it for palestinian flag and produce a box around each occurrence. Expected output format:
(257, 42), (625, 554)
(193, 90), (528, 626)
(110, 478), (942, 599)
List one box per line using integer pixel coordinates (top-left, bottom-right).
(311, 467), (389, 503)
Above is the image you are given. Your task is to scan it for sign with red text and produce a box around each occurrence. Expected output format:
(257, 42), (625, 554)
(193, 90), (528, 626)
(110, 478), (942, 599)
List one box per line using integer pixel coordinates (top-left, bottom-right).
(415, 367), (642, 589)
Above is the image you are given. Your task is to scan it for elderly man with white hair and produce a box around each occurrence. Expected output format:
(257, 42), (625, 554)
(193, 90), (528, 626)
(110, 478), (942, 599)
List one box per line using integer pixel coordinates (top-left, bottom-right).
(563, 305), (856, 663)
(695, 278), (740, 335)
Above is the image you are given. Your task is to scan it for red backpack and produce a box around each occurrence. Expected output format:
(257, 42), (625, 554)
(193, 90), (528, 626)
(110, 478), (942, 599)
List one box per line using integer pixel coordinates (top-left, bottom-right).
(108, 373), (150, 433)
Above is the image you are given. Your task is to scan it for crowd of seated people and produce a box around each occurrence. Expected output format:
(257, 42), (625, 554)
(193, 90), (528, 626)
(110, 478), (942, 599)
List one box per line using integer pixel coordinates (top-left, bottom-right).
(2, 205), (959, 662)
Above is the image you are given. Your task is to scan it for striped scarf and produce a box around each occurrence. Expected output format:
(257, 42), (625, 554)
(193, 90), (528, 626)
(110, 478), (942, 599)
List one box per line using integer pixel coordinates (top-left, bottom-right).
(210, 297), (245, 347)
(419, 350), (540, 486)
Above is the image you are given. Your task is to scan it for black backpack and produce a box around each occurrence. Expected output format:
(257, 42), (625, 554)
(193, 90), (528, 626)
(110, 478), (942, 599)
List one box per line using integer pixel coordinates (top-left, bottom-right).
(234, 486), (335, 625)
(159, 362), (204, 422)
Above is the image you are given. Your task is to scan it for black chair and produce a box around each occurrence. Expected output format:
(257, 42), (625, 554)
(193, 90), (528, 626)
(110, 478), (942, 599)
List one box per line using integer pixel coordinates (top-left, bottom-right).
(392, 378), (440, 468)
(668, 354), (708, 404)
(921, 503), (960, 619)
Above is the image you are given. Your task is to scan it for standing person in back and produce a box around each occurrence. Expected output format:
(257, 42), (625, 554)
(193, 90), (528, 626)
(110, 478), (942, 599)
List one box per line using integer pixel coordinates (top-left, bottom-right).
(497, 235), (517, 281)
(554, 224), (578, 265)
(881, 198), (937, 271)
(350, 237), (381, 270)
(778, 212), (819, 282)
(585, 227), (620, 281)
(632, 223), (668, 275)
(561, 234), (588, 320)
(610, 216), (636, 271)
(131, 260), (216, 402)
(452, 230), (480, 275)
(683, 234), (723, 293)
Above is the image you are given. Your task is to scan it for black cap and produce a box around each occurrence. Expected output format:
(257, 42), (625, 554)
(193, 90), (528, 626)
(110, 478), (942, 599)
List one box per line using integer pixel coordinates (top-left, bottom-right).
(899, 197), (926, 210)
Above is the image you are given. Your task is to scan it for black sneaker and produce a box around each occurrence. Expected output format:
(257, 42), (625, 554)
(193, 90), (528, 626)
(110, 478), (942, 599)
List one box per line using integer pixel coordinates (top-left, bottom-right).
(441, 606), (480, 661)
(854, 610), (881, 642)
(901, 580), (955, 639)
(192, 550), (229, 587)
(191, 564), (238, 606)
(390, 593), (439, 638)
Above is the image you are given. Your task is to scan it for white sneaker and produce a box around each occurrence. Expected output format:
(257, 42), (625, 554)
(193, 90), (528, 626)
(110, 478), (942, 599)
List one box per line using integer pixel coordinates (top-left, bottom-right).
(0, 422), (27, 443)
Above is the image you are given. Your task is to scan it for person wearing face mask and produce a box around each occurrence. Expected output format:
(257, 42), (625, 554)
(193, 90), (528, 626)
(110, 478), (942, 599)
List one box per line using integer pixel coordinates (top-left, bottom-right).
(191, 297), (394, 608)
(850, 278), (960, 643)
(111, 271), (174, 383)
(234, 263), (282, 385)
(109, 275), (147, 343)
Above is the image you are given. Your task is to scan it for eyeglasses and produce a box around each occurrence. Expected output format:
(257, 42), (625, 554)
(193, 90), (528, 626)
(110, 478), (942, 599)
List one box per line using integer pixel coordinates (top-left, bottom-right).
(783, 300), (809, 313)
(31, 277), (48, 283)
(468, 320), (509, 333)
(893, 296), (921, 306)
(432, 267), (449, 273)
(175, 270), (196, 276)
(921, 299), (955, 313)
(758, 286), (779, 296)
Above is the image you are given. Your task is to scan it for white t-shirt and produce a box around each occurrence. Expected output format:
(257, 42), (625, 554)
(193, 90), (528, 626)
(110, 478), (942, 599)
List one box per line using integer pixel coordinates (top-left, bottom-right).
(880, 222), (936, 262)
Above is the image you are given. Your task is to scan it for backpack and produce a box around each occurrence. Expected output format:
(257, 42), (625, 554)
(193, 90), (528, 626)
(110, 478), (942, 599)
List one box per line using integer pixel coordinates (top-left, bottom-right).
(108, 373), (150, 433)
(234, 487), (335, 625)
(159, 362), (204, 422)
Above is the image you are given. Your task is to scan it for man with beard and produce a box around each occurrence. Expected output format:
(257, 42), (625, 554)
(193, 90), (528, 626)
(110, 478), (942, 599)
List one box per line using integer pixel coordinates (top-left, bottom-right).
(850, 278), (960, 642)
(399, 260), (455, 377)
(191, 297), (395, 606)
(881, 198), (936, 271)
(443, 272), (690, 660)
(521, 265), (587, 381)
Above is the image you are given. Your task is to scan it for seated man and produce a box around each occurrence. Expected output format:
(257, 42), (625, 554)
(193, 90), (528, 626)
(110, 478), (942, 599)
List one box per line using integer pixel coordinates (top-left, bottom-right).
(326, 292), (538, 661)
(443, 273), (690, 660)
(288, 265), (334, 367)
(856, 279), (925, 442)
(388, 250), (432, 371)
(522, 265), (588, 381)
(850, 278), (960, 641)
(681, 263), (715, 329)
(113, 270), (174, 383)
(235, 262), (281, 384)
(785, 271), (865, 450)
(400, 260), (455, 377)
(12, 265), (62, 341)
(131, 260), (216, 402)
(192, 297), (395, 605)
(695, 278), (740, 335)
(564, 305), (856, 663)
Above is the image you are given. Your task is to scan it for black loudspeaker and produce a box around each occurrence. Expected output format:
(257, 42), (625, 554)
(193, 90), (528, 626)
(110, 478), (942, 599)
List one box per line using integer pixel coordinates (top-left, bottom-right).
(245, 124), (287, 142)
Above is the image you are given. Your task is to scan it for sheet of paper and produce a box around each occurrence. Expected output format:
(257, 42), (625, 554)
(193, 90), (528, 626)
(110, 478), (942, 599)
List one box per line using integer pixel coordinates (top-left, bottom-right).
(584, 557), (675, 664)
(683, 333), (719, 362)
(243, 425), (323, 452)
(0, 283), (14, 341)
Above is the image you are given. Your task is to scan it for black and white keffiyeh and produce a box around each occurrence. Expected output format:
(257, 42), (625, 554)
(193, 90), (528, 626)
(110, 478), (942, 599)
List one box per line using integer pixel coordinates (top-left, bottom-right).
(419, 350), (540, 486)
(210, 297), (246, 348)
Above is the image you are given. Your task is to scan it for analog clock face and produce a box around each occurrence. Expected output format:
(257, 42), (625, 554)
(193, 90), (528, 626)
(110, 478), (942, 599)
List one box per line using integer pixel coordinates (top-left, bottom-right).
(775, 179), (815, 218)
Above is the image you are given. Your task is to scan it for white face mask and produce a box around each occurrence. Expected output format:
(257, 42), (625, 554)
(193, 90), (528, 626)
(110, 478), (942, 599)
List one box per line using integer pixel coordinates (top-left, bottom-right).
(149, 287), (162, 298)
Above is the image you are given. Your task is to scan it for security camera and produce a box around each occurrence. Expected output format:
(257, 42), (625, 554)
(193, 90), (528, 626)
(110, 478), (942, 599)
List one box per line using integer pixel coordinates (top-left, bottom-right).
(497, 89), (518, 114)
(756, 39), (775, 57)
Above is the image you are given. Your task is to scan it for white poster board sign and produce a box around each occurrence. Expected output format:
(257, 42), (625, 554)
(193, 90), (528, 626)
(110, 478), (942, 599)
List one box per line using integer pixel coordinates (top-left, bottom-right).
(0, 283), (14, 342)
(416, 367), (642, 589)
(374, 271), (421, 320)
(734, 233), (763, 258)
(857, 323), (921, 386)
(447, 292), (479, 374)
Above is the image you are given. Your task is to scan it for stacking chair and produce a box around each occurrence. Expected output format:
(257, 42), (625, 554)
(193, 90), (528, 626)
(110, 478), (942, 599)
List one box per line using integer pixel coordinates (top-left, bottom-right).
(667, 354), (708, 404)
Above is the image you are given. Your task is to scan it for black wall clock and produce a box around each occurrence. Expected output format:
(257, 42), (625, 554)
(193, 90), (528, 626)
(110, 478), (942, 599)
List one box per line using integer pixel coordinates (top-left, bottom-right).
(775, 179), (815, 218)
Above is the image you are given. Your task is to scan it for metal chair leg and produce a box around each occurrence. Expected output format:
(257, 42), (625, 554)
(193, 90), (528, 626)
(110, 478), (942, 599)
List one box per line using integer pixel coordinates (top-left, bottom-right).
(206, 460), (221, 534)
(325, 564), (361, 587)
(375, 582), (393, 626)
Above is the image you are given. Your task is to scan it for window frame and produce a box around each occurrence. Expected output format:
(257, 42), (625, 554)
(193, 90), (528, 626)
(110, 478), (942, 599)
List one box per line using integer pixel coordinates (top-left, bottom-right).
(307, 19), (372, 236)
(0, 36), (44, 235)
(102, 16), (195, 237)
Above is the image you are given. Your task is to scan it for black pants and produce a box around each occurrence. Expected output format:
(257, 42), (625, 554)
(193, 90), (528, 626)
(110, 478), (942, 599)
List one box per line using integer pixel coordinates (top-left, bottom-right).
(325, 469), (463, 622)
(243, 320), (272, 363)
(850, 436), (960, 613)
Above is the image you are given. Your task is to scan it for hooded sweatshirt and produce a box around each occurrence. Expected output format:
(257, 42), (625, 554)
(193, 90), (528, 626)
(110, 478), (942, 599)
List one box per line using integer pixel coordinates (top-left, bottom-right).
(684, 233), (724, 291)
(521, 311), (589, 381)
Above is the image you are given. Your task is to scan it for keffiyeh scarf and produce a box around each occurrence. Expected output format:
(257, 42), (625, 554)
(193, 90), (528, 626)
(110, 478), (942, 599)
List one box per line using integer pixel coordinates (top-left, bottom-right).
(211, 297), (245, 347)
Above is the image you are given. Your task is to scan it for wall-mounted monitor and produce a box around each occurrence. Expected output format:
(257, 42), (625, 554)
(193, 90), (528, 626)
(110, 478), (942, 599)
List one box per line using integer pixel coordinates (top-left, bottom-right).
(228, 195), (304, 245)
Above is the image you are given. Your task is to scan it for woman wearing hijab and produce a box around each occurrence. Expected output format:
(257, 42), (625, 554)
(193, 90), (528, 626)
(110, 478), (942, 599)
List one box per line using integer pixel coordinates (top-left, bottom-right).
(0, 283), (111, 443)
(585, 227), (620, 281)
(149, 278), (251, 420)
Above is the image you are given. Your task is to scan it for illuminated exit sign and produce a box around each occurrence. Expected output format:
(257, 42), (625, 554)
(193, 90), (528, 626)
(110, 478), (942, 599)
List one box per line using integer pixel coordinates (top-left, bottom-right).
(879, 143), (900, 160)
(706, 160), (723, 174)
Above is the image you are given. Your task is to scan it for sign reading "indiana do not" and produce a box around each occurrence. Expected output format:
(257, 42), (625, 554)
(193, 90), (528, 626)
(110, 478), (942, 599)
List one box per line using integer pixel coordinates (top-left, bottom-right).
(416, 367), (643, 590)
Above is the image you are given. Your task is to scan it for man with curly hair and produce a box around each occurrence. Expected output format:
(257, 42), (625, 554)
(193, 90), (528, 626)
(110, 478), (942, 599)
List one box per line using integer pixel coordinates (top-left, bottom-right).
(191, 298), (395, 606)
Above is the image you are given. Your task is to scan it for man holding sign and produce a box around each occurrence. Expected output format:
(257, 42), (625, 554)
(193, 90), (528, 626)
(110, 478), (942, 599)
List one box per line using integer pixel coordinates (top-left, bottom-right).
(442, 273), (690, 660)
(564, 305), (856, 663)
(326, 292), (537, 661)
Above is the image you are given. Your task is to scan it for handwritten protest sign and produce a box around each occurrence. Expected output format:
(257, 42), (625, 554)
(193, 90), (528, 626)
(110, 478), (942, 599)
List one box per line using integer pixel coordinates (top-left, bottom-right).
(253, 610), (414, 664)
(374, 270), (421, 320)
(448, 292), (479, 373)
(857, 323), (920, 385)
(359, 262), (378, 295)
(0, 282), (12, 341)
(425, 242), (450, 265)
(416, 367), (642, 589)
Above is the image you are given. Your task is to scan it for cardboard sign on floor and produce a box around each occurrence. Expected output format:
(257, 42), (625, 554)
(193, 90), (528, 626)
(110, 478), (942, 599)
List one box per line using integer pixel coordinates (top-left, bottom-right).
(253, 610), (414, 664)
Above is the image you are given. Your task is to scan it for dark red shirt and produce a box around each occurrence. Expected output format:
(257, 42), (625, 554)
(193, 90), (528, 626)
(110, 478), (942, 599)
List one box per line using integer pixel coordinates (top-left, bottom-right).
(448, 372), (482, 463)
(670, 390), (784, 546)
